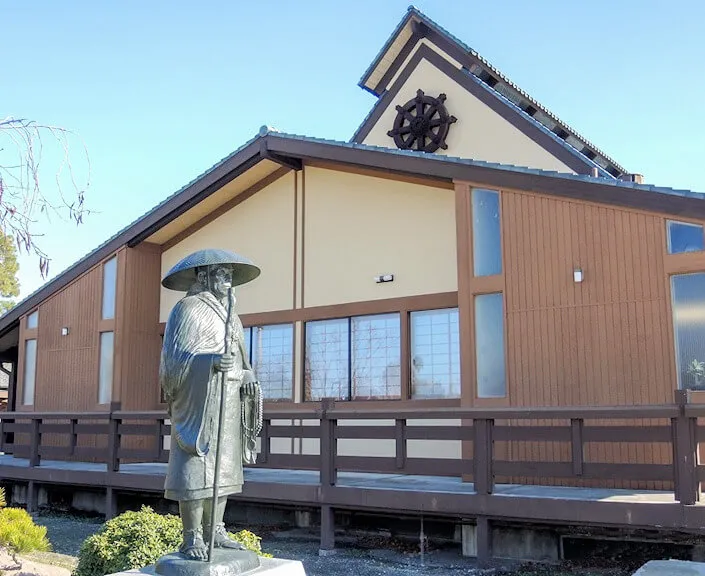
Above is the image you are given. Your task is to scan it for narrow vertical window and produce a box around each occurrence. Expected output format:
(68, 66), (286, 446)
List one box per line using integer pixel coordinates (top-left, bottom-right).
(472, 188), (502, 276)
(671, 273), (705, 390)
(475, 293), (506, 398)
(351, 313), (400, 400)
(26, 311), (38, 329)
(98, 331), (114, 404)
(243, 327), (252, 365)
(410, 309), (460, 399)
(252, 324), (294, 401)
(102, 256), (118, 320)
(22, 339), (37, 405)
(305, 319), (349, 401)
(667, 221), (704, 254)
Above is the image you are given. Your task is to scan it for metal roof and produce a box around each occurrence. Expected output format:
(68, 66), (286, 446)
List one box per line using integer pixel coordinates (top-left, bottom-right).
(0, 128), (702, 337)
(356, 6), (629, 179)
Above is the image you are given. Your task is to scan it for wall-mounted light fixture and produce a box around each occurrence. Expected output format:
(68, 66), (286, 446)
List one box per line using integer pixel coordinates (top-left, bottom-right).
(374, 274), (394, 284)
(573, 268), (584, 283)
(61, 327), (70, 336)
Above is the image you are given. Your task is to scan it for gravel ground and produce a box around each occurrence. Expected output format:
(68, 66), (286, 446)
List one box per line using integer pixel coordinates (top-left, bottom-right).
(31, 511), (635, 576)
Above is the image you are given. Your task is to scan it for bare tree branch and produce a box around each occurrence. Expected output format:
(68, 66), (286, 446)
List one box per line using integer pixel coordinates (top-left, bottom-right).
(0, 116), (91, 277)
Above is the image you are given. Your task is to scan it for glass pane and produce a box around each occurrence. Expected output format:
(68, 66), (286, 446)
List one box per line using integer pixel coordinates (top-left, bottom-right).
(252, 324), (293, 401)
(102, 257), (118, 320)
(26, 311), (38, 329)
(98, 331), (114, 404)
(475, 293), (506, 398)
(305, 319), (349, 401)
(243, 327), (252, 365)
(472, 188), (502, 276)
(22, 339), (37, 405)
(672, 273), (705, 390)
(668, 221), (704, 254)
(351, 313), (400, 400)
(410, 309), (460, 399)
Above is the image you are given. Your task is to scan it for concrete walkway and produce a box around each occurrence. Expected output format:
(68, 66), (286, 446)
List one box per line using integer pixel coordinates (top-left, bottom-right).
(634, 560), (705, 575)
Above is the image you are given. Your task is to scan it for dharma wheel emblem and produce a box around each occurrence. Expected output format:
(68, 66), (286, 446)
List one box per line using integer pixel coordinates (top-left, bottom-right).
(387, 89), (457, 153)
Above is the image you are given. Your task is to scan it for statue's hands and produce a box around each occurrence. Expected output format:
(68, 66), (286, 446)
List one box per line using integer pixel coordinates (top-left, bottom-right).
(241, 370), (260, 396)
(214, 353), (236, 372)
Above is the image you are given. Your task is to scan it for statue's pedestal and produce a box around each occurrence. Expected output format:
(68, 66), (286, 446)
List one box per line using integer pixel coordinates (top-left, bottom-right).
(111, 550), (306, 576)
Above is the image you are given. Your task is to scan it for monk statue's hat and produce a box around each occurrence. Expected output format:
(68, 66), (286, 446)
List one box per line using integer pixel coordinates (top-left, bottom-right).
(161, 248), (261, 291)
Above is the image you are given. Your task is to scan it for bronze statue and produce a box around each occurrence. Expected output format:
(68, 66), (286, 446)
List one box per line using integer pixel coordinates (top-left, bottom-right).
(159, 249), (263, 564)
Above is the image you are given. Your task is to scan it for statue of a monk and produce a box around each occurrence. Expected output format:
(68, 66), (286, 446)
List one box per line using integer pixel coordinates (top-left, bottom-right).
(159, 249), (262, 561)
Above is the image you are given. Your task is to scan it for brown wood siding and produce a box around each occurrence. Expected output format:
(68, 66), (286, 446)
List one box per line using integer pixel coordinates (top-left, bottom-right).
(500, 190), (674, 489)
(117, 244), (162, 411)
(15, 265), (107, 458)
(33, 266), (103, 411)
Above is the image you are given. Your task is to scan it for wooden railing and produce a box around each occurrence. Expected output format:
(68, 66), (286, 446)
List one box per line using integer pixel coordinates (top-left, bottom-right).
(1, 393), (703, 505)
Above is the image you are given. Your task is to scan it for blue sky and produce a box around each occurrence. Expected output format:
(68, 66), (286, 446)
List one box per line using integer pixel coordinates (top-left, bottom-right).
(2, 0), (704, 300)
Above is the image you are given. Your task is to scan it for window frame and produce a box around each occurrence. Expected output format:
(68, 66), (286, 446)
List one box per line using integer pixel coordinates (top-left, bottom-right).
(667, 220), (705, 255)
(242, 322), (295, 402)
(303, 312), (403, 402)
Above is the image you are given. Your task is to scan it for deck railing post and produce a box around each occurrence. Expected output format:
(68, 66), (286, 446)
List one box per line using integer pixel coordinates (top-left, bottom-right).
(473, 418), (494, 495)
(70, 418), (78, 457)
(320, 398), (337, 488)
(319, 398), (337, 556)
(29, 417), (41, 467)
(260, 418), (270, 465)
(395, 418), (407, 470)
(571, 418), (584, 476)
(108, 415), (121, 473)
(154, 418), (163, 460)
(673, 390), (699, 505)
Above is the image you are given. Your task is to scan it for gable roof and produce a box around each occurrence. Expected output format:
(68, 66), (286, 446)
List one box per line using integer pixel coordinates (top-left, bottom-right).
(0, 128), (702, 339)
(354, 6), (629, 180)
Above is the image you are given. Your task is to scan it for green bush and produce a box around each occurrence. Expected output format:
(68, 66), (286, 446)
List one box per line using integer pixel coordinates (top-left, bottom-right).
(0, 507), (51, 563)
(74, 505), (270, 576)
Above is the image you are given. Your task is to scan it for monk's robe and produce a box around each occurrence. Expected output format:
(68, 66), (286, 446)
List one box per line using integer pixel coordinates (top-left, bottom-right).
(159, 286), (246, 501)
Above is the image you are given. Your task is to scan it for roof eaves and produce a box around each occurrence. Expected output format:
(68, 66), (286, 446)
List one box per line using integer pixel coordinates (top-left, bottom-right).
(358, 6), (418, 93)
(0, 131), (265, 334)
(267, 131), (704, 199)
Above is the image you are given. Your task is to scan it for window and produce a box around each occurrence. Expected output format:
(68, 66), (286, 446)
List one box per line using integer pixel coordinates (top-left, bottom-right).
(671, 273), (705, 390)
(472, 188), (502, 276)
(98, 331), (114, 404)
(475, 293), (506, 398)
(22, 339), (37, 405)
(410, 309), (460, 399)
(667, 221), (704, 254)
(102, 256), (118, 320)
(305, 314), (401, 401)
(248, 324), (294, 401)
(305, 319), (348, 401)
(26, 311), (38, 329)
(351, 314), (400, 400)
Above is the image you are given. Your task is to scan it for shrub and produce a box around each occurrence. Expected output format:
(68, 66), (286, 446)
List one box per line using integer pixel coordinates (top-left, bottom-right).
(74, 505), (270, 576)
(74, 506), (181, 576)
(0, 487), (6, 508)
(0, 507), (51, 564)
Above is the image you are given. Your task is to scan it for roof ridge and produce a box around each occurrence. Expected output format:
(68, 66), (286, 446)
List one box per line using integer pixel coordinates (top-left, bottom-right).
(356, 6), (628, 177)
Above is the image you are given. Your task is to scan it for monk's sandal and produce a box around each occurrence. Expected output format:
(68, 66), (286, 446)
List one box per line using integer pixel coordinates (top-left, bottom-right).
(180, 528), (208, 559)
(207, 523), (246, 550)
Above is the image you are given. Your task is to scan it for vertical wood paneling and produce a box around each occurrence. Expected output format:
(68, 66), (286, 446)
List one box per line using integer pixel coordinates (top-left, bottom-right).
(118, 244), (162, 411)
(34, 267), (102, 411)
(501, 190), (673, 489)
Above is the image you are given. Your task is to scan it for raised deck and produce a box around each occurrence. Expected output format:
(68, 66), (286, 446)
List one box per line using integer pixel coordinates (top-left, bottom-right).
(2, 396), (705, 563)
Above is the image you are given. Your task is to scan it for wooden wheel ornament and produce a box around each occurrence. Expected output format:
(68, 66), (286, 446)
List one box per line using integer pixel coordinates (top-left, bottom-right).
(387, 89), (457, 153)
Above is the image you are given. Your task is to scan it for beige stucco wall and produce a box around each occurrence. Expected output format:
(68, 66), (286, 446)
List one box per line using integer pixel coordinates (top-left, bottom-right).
(160, 174), (295, 322)
(303, 167), (457, 308)
(362, 48), (575, 174)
